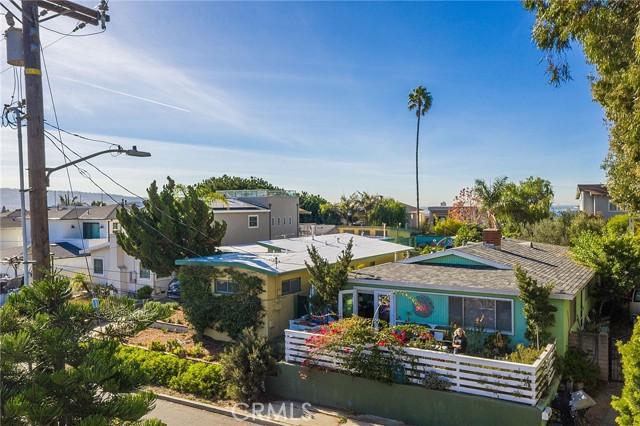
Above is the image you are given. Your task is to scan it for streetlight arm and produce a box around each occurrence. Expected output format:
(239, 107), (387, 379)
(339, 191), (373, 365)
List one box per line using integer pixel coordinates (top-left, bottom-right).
(45, 146), (150, 186)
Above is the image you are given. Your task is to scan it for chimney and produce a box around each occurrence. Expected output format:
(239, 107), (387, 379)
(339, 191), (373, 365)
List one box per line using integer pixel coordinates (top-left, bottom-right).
(482, 228), (502, 248)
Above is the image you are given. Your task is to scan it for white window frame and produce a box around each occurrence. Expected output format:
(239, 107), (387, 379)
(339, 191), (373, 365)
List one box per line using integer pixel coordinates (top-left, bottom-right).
(248, 215), (259, 228)
(215, 279), (236, 294)
(93, 257), (104, 275)
(608, 201), (620, 212)
(139, 267), (151, 279)
(449, 294), (514, 335)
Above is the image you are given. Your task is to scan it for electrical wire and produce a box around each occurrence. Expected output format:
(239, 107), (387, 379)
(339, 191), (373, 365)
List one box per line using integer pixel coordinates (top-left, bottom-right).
(44, 122), (119, 147)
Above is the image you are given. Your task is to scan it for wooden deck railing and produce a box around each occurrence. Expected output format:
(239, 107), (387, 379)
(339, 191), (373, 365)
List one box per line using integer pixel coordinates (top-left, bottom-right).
(285, 329), (556, 406)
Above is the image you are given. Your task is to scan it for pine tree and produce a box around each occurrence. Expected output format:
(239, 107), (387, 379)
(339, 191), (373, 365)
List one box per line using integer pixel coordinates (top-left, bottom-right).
(515, 264), (557, 348)
(305, 238), (354, 314)
(0, 274), (169, 425)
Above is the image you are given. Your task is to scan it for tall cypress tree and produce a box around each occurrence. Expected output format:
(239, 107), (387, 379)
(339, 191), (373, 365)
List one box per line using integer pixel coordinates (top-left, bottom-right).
(117, 177), (226, 276)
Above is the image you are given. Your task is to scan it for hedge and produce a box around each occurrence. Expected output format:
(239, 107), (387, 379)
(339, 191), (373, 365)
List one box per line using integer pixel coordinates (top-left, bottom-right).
(117, 345), (225, 399)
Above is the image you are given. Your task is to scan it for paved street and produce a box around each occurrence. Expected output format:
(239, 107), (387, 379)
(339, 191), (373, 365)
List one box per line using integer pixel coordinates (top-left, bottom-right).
(143, 399), (259, 426)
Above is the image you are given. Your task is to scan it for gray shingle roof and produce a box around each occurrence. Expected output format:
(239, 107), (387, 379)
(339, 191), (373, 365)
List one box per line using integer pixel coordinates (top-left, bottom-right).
(1, 242), (87, 259)
(351, 239), (594, 299)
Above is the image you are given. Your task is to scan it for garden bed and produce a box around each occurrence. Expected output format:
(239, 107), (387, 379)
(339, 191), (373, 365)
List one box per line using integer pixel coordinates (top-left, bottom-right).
(124, 307), (228, 360)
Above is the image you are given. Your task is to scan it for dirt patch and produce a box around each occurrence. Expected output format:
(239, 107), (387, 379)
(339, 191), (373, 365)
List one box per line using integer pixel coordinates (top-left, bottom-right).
(125, 306), (229, 360)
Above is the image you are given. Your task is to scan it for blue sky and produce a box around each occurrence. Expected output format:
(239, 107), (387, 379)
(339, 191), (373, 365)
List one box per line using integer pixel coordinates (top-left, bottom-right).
(0, 1), (608, 207)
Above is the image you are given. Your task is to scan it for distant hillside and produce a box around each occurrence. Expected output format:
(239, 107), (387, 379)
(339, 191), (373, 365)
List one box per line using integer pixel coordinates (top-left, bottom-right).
(0, 188), (142, 211)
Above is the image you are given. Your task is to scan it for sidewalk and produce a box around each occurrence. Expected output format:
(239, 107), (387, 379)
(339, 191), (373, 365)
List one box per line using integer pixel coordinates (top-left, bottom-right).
(156, 393), (407, 426)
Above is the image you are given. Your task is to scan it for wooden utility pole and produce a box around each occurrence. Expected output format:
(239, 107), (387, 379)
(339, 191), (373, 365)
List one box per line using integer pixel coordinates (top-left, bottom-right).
(20, 0), (108, 281)
(22, 1), (49, 281)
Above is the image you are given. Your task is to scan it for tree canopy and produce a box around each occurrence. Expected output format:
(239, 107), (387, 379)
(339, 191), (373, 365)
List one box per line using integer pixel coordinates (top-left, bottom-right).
(369, 198), (406, 227)
(570, 226), (640, 313)
(524, 0), (640, 211)
(117, 177), (226, 276)
(299, 191), (329, 224)
(198, 175), (282, 192)
(472, 176), (553, 234)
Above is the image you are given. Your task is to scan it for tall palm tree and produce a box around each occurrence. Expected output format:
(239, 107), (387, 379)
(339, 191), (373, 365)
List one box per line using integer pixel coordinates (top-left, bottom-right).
(408, 86), (433, 229)
(473, 176), (508, 229)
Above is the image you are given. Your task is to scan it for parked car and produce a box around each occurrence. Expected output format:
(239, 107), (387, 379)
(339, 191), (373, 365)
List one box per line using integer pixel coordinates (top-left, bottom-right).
(630, 288), (640, 324)
(167, 279), (181, 300)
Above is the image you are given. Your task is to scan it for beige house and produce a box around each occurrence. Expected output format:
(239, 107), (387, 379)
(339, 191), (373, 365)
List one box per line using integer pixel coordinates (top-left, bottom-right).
(213, 189), (300, 245)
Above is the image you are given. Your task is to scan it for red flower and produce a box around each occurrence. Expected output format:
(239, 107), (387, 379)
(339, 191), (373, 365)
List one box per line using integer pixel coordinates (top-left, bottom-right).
(320, 327), (327, 335)
(301, 359), (309, 366)
(344, 348), (351, 353)
(378, 340), (386, 347)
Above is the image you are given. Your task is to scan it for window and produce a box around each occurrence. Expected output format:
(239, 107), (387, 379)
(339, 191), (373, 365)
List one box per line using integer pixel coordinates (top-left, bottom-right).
(277, 217), (281, 225)
(83, 222), (100, 239)
(248, 215), (259, 228)
(609, 202), (620, 212)
(289, 216), (292, 225)
(448, 296), (512, 334)
(215, 279), (236, 294)
(93, 258), (104, 275)
(272, 217), (275, 226)
(140, 268), (151, 279)
(281, 277), (301, 295)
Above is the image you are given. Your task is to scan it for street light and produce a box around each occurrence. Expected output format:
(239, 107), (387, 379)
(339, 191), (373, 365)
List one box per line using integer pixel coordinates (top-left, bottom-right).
(45, 145), (151, 186)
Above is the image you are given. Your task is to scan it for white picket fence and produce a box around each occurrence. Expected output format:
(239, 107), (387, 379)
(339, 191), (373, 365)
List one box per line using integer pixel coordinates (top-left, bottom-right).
(285, 329), (557, 406)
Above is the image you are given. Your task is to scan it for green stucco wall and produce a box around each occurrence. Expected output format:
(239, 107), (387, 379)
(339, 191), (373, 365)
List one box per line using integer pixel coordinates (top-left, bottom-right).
(346, 283), (573, 353)
(267, 363), (545, 426)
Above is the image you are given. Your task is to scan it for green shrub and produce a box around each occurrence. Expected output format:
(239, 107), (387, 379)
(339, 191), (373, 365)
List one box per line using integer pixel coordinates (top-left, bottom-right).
(165, 302), (180, 310)
(560, 347), (600, 392)
(116, 346), (225, 398)
(221, 328), (276, 403)
(484, 331), (511, 358)
(166, 338), (183, 352)
(137, 285), (153, 299)
(507, 344), (543, 365)
(168, 363), (225, 398)
(188, 342), (205, 358)
(148, 340), (166, 352)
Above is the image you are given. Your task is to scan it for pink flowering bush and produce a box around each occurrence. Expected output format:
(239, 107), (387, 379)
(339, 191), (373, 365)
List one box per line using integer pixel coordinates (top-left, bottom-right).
(301, 316), (445, 384)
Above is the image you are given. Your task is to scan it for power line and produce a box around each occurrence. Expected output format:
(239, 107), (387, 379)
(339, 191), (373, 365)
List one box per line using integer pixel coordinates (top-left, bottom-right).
(44, 122), (119, 146)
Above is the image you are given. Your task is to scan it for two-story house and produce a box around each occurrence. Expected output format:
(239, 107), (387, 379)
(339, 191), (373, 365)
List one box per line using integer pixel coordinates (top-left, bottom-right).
(576, 183), (626, 220)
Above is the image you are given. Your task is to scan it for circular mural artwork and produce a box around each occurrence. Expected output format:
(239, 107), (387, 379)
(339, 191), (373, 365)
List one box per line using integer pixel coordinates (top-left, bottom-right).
(413, 295), (435, 319)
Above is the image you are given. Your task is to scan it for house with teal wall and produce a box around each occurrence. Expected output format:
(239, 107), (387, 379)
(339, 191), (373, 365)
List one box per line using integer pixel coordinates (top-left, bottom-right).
(340, 238), (595, 355)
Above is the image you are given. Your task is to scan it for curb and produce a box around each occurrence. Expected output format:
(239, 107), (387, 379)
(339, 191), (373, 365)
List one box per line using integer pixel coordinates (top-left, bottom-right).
(155, 393), (286, 426)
